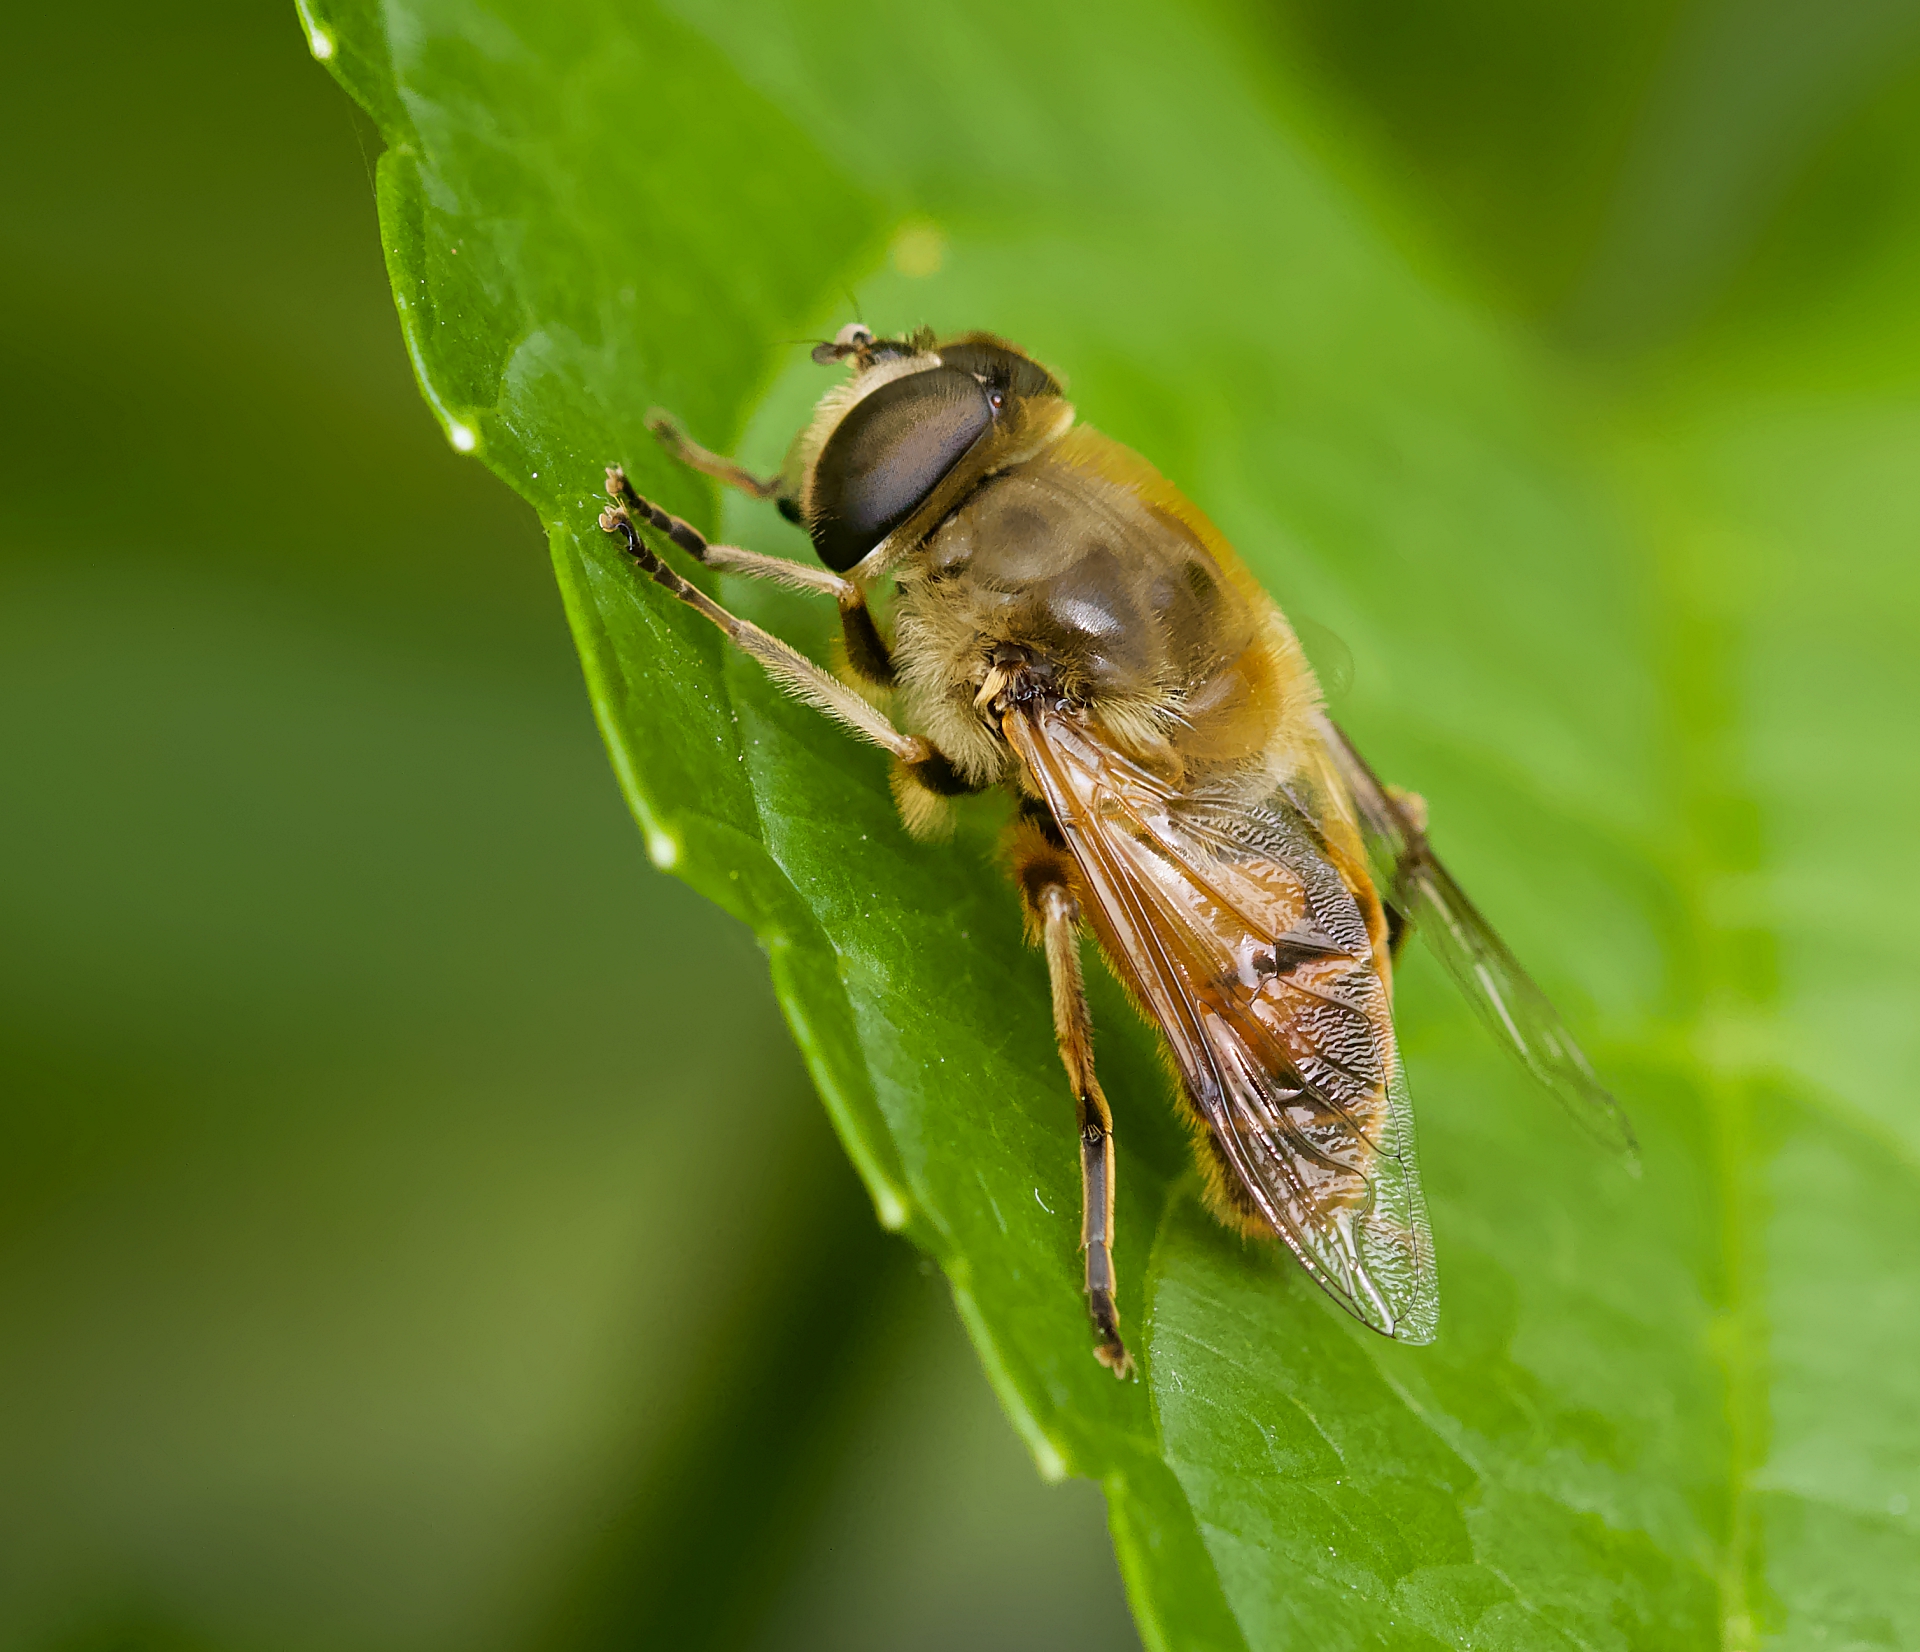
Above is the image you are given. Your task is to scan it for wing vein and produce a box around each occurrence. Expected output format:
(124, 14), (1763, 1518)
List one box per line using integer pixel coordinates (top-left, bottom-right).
(1006, 706), (1437, 1341)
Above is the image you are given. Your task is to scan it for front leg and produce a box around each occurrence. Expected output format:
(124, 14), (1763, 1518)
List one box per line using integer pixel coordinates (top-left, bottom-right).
(607, 466), (897, 688)
(599, 488), (959, 801)
(645, 408), (792, 511)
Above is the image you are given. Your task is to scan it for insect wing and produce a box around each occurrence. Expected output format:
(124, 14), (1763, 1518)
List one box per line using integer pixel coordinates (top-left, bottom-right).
(1008, 708), (1438, 1343)
(1314, 715), (1638, 1164)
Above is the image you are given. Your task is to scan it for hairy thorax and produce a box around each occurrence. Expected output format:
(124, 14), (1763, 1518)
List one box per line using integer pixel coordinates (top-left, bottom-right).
(892, 425), (1317, 791)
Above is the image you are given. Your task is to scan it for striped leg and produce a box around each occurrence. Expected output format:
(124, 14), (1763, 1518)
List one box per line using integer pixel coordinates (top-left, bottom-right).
(606, 466), (896, 687)
(600, 496), (926, 765)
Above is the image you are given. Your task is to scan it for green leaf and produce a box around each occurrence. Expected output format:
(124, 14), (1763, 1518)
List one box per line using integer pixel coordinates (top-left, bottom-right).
(306, 0), (1920, 1645)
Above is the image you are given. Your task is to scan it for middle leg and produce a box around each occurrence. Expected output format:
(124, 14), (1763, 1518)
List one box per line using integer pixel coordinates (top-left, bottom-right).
(1012, 811), (1132, 1377)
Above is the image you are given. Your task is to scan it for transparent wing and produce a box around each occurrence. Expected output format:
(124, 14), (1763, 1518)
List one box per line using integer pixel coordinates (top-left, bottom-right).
(1315, 714), (1638, 1165)
(1009, 707), (1438, 1343)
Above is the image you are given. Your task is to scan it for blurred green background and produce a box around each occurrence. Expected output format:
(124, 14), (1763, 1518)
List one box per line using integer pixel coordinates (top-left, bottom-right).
(7, 0), (1920, 1647)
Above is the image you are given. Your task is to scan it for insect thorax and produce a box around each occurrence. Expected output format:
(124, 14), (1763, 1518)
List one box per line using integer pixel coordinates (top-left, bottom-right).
(890, 427), (1291, 788)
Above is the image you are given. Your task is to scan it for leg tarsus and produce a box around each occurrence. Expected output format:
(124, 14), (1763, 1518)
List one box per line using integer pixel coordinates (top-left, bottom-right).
(606, 466), (711, 562)
(597, 504), (731, 628)
(1091, 1297), (1132, 1377)
(1082, 1114), (1133, 1378)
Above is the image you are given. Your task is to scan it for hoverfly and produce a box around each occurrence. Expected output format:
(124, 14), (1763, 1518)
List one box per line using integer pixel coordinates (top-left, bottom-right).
(602, 325), (1634, 1376)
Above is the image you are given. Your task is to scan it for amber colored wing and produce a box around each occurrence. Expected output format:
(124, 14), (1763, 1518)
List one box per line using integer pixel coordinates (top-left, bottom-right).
(1007, 707), (1438, 1343)
(1314, 713), (1638, 1164)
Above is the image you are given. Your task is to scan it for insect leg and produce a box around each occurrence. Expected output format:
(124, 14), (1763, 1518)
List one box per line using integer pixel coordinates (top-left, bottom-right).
(599, 494), (957, 792)
(607, 467), (843, 596)
(607, 467), (896, 688)
(1013, 817), (1133, 1377)
(646, 409), (786, 501)
(1385, 902), (1414, 963)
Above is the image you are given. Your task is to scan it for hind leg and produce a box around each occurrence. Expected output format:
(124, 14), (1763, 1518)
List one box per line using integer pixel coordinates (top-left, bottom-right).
(1010, 813), (1131, 1377)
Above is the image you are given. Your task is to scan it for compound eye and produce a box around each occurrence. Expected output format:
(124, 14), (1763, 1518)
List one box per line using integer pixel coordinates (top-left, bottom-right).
(833, 322), (875, 351)
(935, 340), (1060, 400)
(809, 366), (992, 571)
